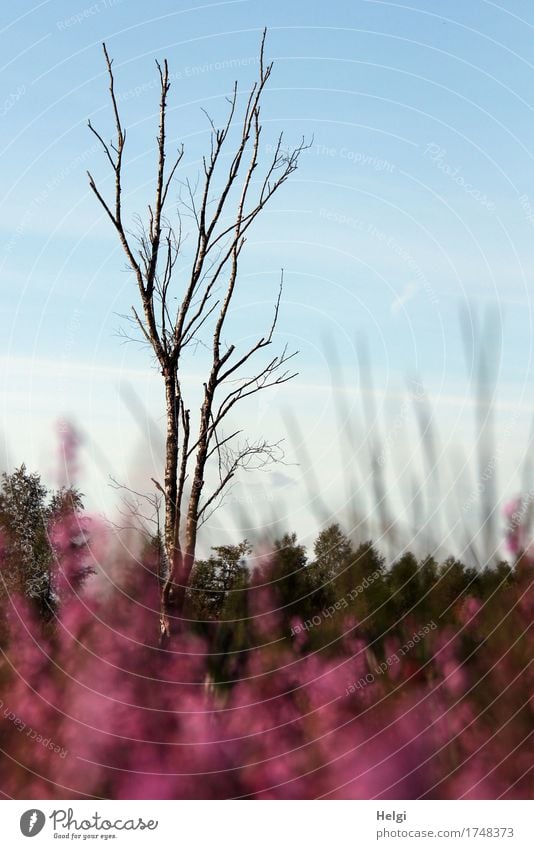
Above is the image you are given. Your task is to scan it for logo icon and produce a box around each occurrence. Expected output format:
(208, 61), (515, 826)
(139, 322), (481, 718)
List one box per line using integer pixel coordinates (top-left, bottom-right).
(20, 810), (46, 837)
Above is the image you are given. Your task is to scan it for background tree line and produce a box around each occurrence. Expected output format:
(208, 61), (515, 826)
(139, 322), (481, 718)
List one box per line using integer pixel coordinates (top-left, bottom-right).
(2, 462), (525, 682)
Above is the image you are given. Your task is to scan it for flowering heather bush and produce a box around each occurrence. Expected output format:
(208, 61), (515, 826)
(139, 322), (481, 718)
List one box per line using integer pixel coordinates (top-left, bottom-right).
(0, 507), (532, 800)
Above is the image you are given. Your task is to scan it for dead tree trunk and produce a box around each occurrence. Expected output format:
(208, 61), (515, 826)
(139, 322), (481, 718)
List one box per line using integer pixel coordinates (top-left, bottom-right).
(163, 374), (178, 564)
(88, 31), (308, 637)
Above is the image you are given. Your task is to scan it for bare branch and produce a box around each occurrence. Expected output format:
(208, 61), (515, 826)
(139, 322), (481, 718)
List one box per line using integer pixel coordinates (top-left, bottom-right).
(109, 475), (164, 533)
(198, 436), (284, 521)
(88, 30), (306, 630)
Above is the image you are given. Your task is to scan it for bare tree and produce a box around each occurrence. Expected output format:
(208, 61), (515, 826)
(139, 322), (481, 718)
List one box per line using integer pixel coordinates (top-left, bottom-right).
(88, 31), (308, 639)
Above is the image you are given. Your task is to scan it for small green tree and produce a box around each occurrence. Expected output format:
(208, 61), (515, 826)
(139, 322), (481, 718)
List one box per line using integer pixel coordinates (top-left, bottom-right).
(311, 523), (354, 580)
(269, 532), (309, 619)
(478, 560), (513, 599)
(186, 541), (251, 622)
(333, 540), (387, 641)
(437, 555), (478, 613)
(0, 465), (52, 611)
(387, 551), (421, 616)
(0, 465), (84, 620)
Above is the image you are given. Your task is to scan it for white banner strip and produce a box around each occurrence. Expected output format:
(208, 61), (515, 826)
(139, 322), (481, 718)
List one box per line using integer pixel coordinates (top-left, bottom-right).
(2, 800), (533, 847)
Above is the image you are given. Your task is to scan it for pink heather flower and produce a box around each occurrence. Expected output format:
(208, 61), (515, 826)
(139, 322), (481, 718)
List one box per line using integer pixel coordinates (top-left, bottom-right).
(1, 476), (532, 800)
(458, 597), (482, 627)
(503, 497), (525, 556)
(289, 616), (308, 649)
(48, 513), (93, 594)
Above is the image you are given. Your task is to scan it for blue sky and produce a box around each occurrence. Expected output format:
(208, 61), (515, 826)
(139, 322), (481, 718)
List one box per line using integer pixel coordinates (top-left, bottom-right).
(2, 0), (534, 555)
